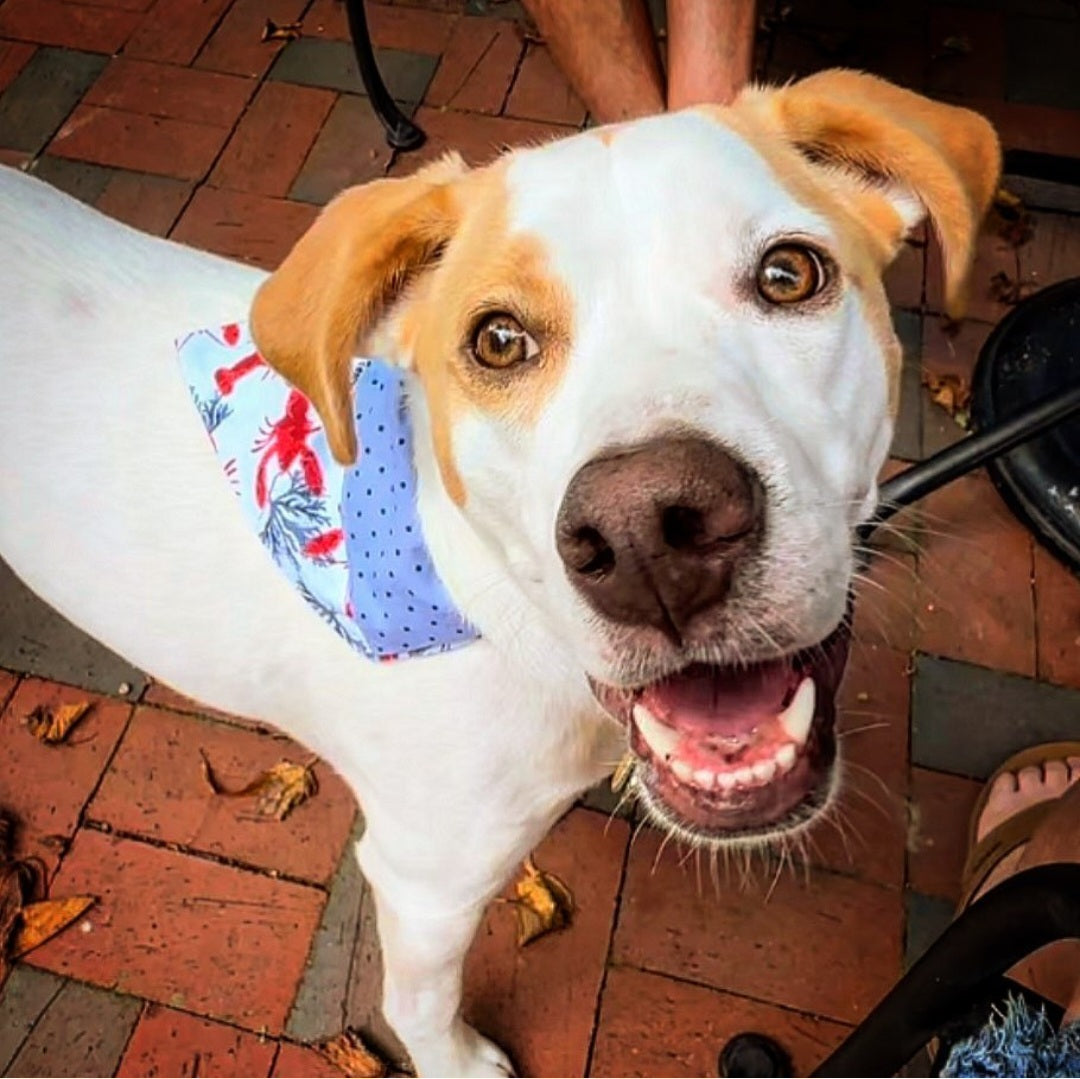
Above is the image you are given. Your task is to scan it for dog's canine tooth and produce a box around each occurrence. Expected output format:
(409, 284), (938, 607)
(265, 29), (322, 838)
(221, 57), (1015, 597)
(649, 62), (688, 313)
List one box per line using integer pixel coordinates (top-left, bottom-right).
(632, 702), (679, 761)
(778, 677), (816, 746)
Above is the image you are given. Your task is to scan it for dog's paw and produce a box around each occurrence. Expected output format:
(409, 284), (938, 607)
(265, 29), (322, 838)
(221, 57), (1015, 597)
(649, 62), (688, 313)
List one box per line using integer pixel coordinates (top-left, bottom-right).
(414, 1023), (515, 1078)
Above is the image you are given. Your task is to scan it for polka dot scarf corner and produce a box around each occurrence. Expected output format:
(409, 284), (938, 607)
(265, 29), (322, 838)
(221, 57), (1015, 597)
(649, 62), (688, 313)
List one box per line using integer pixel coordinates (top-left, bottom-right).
(176, 321), (479, 663)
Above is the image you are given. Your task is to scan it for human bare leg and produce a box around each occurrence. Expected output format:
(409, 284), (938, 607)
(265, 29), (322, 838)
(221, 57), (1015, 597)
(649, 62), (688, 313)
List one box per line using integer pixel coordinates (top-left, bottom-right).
(519, 0), (665, 123)
(666, 0), (757, 108)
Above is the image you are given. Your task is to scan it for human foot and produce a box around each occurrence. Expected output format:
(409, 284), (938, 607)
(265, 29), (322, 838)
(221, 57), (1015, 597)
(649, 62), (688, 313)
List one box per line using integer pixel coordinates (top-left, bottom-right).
(967, 752), (1080, 1020)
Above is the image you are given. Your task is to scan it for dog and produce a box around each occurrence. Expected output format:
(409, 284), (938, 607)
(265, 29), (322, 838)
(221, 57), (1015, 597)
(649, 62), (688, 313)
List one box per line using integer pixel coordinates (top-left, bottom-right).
(0, 70), (998, 1076)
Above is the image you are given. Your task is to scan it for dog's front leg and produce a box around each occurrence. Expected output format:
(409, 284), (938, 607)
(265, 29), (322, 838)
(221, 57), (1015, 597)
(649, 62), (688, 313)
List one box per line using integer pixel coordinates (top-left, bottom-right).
(363, 863), (510, 1076)
(356, 815), (555, 1079)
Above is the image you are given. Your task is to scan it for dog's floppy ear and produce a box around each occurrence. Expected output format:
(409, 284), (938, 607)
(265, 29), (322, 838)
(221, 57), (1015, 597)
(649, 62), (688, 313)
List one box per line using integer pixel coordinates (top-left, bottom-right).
(250, 153), (468, 465)
(741, 70), (1001, 318)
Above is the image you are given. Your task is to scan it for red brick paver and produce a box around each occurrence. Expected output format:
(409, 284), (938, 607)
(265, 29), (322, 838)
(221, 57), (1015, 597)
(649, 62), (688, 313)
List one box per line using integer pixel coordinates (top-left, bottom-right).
(117, 1005), (277, 1078)
(614, 829), (904, 1025)
(1, 678), (131, 879)
(212, 80), (335, 197)
(591, 967), (851, 1078)
(88, 706), (357, 885)
(26, 829), (325, 1033)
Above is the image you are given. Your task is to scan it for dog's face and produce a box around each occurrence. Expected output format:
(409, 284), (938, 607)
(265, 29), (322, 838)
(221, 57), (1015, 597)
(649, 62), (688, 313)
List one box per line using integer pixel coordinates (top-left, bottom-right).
(252, 71), (999, 846)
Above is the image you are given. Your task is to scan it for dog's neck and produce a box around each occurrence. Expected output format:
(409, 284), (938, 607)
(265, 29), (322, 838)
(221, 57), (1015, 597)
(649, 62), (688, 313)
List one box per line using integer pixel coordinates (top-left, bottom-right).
(407, 377), (585, 693)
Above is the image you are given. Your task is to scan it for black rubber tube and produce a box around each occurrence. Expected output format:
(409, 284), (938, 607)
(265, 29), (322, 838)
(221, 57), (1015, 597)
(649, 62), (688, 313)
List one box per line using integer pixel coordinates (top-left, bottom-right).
(812, 864), (1080, 1078)
(860, 381), (1080, 544)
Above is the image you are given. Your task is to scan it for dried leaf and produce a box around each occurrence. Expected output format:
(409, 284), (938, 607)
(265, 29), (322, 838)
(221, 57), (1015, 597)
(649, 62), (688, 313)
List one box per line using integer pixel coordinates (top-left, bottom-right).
(990, 188), (1034, 250)
(941, 33), (972, 55)
(26, 700), (93, 744)
(921, 372), (972, 417)
(511, 856), (574, 947)
(988, 270), (1038, 306)
(318, 1031), (387, 1078)
(610, 753), (634, 794)
(261, 18), (302, 43)
(200, 753), (318, 821)
(11, 895), (95, 958)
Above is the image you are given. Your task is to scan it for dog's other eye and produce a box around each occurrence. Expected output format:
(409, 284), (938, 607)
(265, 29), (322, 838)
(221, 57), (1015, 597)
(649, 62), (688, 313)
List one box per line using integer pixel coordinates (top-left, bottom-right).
(756, 244), (826, 305)
(470, 313), (539, 369)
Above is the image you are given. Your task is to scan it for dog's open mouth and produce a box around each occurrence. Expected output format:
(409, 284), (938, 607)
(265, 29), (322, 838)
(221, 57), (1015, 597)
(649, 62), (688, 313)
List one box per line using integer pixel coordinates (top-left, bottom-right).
(591, 621), (851, 843)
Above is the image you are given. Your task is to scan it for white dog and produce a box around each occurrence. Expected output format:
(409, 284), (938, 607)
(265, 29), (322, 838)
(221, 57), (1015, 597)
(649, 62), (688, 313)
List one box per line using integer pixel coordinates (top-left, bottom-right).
(0, 70), (998, 1077)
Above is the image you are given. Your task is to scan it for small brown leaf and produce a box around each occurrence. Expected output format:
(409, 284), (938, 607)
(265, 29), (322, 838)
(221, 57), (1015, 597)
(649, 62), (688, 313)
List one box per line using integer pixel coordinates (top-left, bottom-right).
(11, 895), (95, 958)
(318, 1030), (387, 1078)
(988, 270), (1039, 306)
(922, 372), (972, 429)
(26, 700), (93, 744)
(510, 856), (574, 947)
(261, 17), (302, 42)
(200, 753), (318, 821)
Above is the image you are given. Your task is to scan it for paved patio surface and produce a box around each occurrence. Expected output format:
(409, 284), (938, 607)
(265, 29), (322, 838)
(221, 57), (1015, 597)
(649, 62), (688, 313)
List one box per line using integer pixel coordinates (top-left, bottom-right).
(1, 0), (1079, 1074)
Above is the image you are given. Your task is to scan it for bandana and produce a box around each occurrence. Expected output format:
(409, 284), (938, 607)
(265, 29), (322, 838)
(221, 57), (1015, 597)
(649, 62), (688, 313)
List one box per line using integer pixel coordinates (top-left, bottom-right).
(176, 322), (479, 662)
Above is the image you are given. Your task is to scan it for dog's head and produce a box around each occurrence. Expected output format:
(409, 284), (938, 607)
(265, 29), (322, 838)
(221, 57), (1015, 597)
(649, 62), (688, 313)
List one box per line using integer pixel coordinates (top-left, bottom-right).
(251, 71), (999, 846)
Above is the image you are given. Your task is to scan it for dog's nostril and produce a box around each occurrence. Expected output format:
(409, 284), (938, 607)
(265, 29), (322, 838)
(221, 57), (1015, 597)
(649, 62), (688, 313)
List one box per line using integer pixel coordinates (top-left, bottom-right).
(569, 526), (616, 577)
(661, 504), (708, 552)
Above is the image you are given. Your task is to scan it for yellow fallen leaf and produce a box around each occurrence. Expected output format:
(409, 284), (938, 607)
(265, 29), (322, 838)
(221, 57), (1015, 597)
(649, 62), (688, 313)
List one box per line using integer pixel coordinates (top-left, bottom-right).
(511, 856), (574, 947)
(26, 700), (93, 744)
(261, 18), (302, 42)
(318, 1030), (387, 1078)
(200, 754), (318, 821)
(11, 895), (95, 958)
(922, 372), (972, 428)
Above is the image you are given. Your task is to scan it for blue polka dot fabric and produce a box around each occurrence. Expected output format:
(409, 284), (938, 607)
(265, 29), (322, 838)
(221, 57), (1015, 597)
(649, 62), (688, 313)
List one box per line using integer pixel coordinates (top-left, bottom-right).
(175, 321), (479, 663)
(343, 362), (478, 658)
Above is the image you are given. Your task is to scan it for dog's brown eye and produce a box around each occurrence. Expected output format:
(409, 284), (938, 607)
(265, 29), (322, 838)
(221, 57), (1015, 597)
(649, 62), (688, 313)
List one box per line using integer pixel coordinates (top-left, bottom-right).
(470, 313), (538, 369)
(756, 244), (826, 305)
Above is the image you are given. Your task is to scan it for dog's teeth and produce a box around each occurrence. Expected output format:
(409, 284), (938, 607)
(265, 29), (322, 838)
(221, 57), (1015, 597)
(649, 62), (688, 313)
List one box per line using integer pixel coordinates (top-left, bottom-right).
(752, 759), (776, 783)
(775, 743), (798, 773)
(716, 771), (737, 792)
(632, 703), (680, 761)
(733, 766), (754, 786)
(693, 768), (716, 791)
(672, 759), (694, 784)
(778, 677), (816, 746)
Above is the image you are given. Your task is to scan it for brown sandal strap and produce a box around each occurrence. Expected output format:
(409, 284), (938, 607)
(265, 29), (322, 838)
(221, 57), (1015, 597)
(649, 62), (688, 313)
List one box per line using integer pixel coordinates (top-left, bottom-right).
(958, 800), (1059, 911)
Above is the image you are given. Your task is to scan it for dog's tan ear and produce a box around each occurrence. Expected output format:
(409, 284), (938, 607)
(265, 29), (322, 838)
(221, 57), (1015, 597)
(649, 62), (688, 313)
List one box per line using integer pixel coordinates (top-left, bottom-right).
(741, 70), (1001, 318)
(250, 153), (468, 465)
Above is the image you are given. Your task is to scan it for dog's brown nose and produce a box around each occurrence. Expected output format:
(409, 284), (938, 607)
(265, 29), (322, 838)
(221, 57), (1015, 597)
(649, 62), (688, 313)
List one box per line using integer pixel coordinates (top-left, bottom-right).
(556, 437), (763, 640)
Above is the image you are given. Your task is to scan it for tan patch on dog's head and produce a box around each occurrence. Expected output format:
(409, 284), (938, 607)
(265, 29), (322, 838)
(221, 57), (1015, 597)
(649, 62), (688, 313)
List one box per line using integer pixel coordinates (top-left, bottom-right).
(250, 153), (573, 506)
(688, 70), (998, 409)
(725, 70), (1000, 318)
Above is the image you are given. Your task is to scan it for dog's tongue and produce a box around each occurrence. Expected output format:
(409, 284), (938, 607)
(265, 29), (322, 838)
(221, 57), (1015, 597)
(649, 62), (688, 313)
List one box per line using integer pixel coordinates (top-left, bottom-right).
(639, 659), (797, 736)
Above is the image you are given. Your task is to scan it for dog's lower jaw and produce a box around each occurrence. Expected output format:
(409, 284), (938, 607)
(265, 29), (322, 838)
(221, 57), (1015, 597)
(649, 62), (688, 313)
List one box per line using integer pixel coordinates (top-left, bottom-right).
(629, 755), (841, 853)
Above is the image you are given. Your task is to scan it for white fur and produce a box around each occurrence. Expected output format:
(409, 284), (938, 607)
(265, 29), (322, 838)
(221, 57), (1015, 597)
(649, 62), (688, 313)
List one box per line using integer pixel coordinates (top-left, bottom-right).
(0, 110), (896, 1077)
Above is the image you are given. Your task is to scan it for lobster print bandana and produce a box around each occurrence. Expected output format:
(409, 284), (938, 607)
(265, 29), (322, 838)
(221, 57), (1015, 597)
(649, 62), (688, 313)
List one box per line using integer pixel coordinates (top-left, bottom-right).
(176, 322), (479, 662)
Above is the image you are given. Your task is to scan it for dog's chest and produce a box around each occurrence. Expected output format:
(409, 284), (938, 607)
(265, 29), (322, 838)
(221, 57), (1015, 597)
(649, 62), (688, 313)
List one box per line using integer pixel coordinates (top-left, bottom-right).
(176, 322), (478, 663)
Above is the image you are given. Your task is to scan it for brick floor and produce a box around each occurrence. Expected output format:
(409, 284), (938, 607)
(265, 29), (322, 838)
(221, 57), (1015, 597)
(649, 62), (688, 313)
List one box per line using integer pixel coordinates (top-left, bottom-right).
(1, 0), (1079, 1075)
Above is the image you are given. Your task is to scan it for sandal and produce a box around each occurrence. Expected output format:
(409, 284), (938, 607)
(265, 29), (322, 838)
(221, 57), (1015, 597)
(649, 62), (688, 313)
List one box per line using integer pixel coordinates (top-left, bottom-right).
(957, 741), (1080, 912)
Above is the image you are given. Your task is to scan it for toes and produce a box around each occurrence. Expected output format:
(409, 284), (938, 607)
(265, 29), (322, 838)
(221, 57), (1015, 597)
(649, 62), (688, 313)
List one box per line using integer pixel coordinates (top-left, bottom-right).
(1067, 756), (1080, 783)
(1016, 764), (1048, 796)
(1043, 758), (1070, 791)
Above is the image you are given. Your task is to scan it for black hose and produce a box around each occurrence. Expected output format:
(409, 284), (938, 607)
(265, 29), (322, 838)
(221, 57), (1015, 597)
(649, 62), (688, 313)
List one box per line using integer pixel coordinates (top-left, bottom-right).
(859, 382), (1080, 544)
(811, 864), (1080, 1078)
